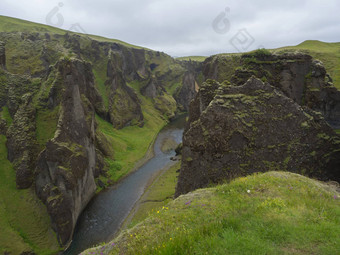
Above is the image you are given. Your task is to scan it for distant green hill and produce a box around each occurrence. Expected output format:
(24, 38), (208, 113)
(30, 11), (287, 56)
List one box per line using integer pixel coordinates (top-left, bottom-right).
(275, 40), (340, 89)
(0, 15), (145, 49)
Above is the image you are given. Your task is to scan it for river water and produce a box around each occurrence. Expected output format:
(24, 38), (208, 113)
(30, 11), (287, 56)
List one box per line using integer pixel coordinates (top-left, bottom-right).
(64, 117), (185, 255)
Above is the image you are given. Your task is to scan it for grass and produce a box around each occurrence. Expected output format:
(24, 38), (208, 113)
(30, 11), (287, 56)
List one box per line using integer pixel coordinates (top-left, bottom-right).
(0, 106), (13, 126)
(127, 162), (180, 226)
(176, 56), (208, 62)
(83, 171), (340, 255)
(0, 135), (60, 254)
(93, 67), (109, 110)
(35, 107), (59, 148)
(95, 80), (167, 181)
(274, 40), (340, 89)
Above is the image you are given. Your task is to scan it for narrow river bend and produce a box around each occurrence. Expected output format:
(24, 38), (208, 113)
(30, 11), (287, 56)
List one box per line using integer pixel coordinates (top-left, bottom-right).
(64, 117), (185, 254)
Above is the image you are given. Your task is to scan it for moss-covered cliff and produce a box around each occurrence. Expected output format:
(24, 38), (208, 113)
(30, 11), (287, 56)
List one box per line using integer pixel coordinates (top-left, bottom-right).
(0, 16), (200, 253)
(176, 51), (340, 197)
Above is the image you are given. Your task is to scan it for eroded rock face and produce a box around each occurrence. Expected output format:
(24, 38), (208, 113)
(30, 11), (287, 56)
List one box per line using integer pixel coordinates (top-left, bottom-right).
(35, 59), (99, 246)
(6, 93), (37, 189)
(0, 41), (5, 69)
(175, 72), (199, 111)
(106, 58), (144, 128)
(175, 77), (340, 196)
(203, 53), (340, 128)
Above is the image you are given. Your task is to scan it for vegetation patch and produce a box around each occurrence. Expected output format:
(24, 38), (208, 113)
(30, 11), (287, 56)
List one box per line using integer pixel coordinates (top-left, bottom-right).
(0, 135), (60, 254)
(35, 107), (59, 147)
(83, 171), (340, 255)
(0, 106), (12, 126)
(95, 99), (166, 181)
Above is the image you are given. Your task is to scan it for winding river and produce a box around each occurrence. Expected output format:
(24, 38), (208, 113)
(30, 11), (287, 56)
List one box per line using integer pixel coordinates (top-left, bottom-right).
(64, 117), (185, 255)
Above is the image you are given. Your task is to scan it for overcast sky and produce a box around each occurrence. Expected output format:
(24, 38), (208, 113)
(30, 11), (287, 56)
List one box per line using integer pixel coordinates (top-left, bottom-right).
(1, 0), (340, 56)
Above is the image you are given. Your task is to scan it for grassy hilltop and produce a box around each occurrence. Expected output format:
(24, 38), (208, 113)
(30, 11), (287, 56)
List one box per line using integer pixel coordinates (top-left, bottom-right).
(83, 171), (340, 255)
(274, 40), (340, 89)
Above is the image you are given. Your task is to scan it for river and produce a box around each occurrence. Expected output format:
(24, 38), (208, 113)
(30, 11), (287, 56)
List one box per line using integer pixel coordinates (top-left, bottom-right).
(63, 117), (185, 254)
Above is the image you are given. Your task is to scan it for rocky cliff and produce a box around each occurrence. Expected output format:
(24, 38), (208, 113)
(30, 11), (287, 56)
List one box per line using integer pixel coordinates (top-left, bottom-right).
(176, 52), (340, 197)
(0, 41), (5, 69)
(0, 29), (199, 251)
(34, 59), (100, 246)
(203, 51), (340, 128)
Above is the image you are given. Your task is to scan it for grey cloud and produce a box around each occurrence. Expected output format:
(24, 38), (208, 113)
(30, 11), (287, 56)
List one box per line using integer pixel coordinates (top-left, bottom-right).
(1, 0), (339, 56)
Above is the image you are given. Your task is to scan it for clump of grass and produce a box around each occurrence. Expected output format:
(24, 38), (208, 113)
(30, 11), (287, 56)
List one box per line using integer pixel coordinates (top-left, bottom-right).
(0, 106), (13, 126)
(83, 171), (340, 255)
(35, 107), (59, 148)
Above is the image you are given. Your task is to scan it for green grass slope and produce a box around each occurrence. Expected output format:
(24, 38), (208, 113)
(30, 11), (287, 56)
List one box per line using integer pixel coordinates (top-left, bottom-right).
(0, 15), (145, 49)
(83, 171), (340, 255)
(0, 135), (60, 254)
(176, 56), (208, 62)
(275, 40), (340, 89)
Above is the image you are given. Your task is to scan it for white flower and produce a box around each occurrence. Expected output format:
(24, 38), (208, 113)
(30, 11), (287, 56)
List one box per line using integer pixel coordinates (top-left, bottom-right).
(247, 190), (251, 193)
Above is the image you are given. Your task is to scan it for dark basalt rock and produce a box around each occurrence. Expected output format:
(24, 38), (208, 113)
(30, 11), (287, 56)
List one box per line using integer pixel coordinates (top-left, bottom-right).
(35, 59), (99, 246)
(203, 52), (340, 128)
(175, 77), (340, 197)
(141, 77), (160, 98)
(0, 41), (6, 69)
(6, 93), (37, 189)
(106, 58), (144, 128)
(175, 72), (199, 111)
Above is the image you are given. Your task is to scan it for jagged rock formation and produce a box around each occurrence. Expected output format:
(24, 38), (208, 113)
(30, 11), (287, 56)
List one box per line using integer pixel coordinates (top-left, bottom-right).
(0, 41), (5, 69)
(0, 29), (200, 251)
(35, 58), (100, 246)
(176, 76), (340, 196)
(175, 72), (199, 111)
(203, 52), (340, 128)
(7, 93), (37, 188)
(106, 57), (144, 128)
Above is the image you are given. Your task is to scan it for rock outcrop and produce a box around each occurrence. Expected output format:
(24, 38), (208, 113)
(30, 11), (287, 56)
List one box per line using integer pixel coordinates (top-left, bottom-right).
(6, 93), (37, 188)
(0, 41), (6, 69)
(106, 57), (144, 128)
(175, 77), (340, 196)
(35, 59), (100, 246)
(175, 72), (199, 111)
(203, 52), (340, 128)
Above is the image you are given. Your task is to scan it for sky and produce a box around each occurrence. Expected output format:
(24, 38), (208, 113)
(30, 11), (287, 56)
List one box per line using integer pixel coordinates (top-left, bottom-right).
(1, 0), (340, 57)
